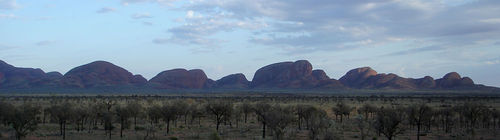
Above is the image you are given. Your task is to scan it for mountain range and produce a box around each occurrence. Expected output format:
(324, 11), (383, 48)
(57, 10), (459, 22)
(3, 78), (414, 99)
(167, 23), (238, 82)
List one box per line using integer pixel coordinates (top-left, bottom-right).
(0, 60), (497, 93)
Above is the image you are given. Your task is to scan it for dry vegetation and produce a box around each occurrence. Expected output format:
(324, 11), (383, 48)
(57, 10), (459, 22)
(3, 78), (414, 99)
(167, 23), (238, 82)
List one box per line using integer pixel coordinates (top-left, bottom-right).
(0, 94), (499, 140)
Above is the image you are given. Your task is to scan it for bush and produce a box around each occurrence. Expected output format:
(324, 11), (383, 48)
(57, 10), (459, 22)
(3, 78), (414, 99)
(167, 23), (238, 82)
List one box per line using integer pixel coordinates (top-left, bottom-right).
(169, 136), (178, 140)
(135, 126), (145, 131)
(209, 131), (222, 140)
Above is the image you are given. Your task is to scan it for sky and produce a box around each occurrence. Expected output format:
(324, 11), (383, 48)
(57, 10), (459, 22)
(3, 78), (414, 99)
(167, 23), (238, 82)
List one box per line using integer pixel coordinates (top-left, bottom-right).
(1, 0), (500, 87)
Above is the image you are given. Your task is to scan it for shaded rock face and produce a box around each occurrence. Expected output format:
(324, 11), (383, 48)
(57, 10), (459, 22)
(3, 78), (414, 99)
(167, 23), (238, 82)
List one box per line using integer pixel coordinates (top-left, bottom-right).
(416, 76), (436, 88)
(436, 72), (475, 88)
(250, 60), (344, 89)
(46, 72), (63, 79)
(215, 73), (250, 89)
(0, 60), (58, 88)
(61, 61), (146, 88)
(149, 69), (212, 89)
(312, 70), (330, 81)
(339, 67), (478, 89)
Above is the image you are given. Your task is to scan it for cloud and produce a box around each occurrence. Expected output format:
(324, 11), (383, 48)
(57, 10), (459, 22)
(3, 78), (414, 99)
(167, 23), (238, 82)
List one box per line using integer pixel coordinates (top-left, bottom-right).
(142, 21), (153, 26)
(0, 13), (17, 19)
(485, 60), (500, 65)
(97, 7), (116, 13)
(154, 10), (267, 46)
(36, 40), (57, 46)
(0, 44), (17, 51)
(131, 13), (152, 19)
(0, 0), (18, 10)
(381, 46), (443, 57)
(167, 0), (500, 54)
(121, 0), (177, 6)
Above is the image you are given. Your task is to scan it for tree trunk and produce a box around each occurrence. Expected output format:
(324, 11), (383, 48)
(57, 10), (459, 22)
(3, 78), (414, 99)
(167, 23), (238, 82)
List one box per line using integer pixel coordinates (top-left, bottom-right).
(167, 119), (171, 134)
(244, 113), (248, 123)
(262, 122), (266, 138)
(63, 121), (66, 140)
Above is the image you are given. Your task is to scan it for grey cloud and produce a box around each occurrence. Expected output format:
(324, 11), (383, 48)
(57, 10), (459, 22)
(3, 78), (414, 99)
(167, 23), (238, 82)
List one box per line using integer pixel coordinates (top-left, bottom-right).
(97, 7), (116, 13)
(154, 12), (266, 46)
(131, 13), (152, 19)
(178, 0), (500, 54)
(0, 44), (17, 51)
(0, 0), (18, 10)
(142, 21), (153, 26)
(36, 40), (57, 46)
(0, 13), (17, 19)
(381, 46), (443, 57)
(121, 0), (176, 6)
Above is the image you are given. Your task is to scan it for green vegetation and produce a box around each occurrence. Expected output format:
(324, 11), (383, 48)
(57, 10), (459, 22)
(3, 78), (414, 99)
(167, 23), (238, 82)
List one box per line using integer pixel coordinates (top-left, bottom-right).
(0, 94), (499, 140)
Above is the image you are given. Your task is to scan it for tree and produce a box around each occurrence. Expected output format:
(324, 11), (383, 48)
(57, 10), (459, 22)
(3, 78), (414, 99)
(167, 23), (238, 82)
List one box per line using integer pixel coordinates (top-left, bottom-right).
(147, 104), (162, 127)
(9, 103), (40, 140)
(115, 104), (132, 138)
(407, 104), (433, 140)
(0, 102), (14, 126)
(103, 112), (114, 139)
(126, 101), (143, 129)
(295, 104), (315, 130)
(266, 105), (295, 140)
(161, 102), (180, 134)
(358, 104), (376, 120)
(239, 102), (253, 123)
(47, 102), (74, 140)
(253, 102), (271, 139)
(306, 108), (331, 140)
(332, 102), (352, 123)
(373, 107), (406, 140)
(354, 115), (368, 140)
(206, 101), (233, 132)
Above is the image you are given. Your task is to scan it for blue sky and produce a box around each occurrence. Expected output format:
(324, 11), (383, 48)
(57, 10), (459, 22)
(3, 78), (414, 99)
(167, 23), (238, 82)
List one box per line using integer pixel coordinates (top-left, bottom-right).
(1, 0), (500, 87)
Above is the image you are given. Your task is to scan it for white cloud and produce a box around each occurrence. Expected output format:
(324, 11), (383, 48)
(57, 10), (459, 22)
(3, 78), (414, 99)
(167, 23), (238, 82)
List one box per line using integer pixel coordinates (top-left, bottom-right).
(480, 18), (500, 24)
(485, 60), (500, 65)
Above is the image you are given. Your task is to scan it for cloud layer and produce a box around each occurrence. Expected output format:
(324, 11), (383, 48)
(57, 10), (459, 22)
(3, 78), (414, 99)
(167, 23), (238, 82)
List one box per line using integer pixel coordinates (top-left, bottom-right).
(146, 0), (500, 55)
